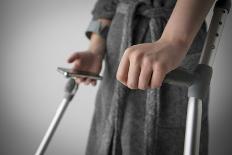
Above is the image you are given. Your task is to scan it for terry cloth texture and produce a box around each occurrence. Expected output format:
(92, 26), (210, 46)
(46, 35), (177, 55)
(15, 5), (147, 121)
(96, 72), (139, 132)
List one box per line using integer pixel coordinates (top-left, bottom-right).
(85, 0), (209, 155)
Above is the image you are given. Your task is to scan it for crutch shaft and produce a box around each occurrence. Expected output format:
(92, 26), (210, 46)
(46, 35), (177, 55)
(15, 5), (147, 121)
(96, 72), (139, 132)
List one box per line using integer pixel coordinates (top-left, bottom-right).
(35, 79), (78, 155)
(199, 7), (229, 66)
(35, 98), (70, 155)
(183, 97), (203, 155)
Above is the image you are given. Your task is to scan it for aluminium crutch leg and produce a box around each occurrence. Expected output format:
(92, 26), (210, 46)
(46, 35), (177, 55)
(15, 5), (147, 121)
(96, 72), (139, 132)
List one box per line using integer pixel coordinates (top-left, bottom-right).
(183, 97), (203, 155)
(184, 1), (231, 155)
(164, 0), (231, 155)
(35, 79), (78, 155)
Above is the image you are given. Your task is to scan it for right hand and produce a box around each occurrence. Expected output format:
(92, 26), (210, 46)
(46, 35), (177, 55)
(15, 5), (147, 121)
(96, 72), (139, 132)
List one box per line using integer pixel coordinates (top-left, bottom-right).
(67, 51), (104, 86)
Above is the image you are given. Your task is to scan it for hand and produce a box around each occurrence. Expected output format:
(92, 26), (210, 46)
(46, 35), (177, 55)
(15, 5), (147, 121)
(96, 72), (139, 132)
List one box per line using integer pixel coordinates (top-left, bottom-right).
(116, 38), (189, 90)
(67, 51), (103, 86)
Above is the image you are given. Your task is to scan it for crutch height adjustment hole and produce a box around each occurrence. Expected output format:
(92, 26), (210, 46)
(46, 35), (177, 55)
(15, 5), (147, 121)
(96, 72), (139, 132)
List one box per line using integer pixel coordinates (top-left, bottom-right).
(211, 45), (215, 49)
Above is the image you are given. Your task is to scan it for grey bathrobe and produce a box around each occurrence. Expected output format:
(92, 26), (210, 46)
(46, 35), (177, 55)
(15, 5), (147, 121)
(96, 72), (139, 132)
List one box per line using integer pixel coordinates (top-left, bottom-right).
(85, 0), (209, 155)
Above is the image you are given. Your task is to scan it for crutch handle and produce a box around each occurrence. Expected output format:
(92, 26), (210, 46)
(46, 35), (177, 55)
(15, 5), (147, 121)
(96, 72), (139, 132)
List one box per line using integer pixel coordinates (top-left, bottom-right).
(163, 67), (195, 88)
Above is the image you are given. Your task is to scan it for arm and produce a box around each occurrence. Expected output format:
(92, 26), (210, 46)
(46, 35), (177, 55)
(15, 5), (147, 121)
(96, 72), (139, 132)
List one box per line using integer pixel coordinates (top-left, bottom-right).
(67, 0), (117, 85)
(161, 0), (215, 49)
(116, 0), (215, 90)
(86, 0), (119, 57)
(88, 19), (111, 59)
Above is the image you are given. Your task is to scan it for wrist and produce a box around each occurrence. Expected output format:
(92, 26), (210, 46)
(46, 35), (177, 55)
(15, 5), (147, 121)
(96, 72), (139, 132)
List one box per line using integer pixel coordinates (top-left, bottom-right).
(160, 33), (191, 52)
(88, 48), (105, 61)
(89, 33), (106, 52)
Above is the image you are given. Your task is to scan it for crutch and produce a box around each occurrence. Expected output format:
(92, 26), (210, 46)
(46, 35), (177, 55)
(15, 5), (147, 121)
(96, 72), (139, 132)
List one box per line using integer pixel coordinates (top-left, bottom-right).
(35, 79), (78, 155)
(34, 0), (231, 154)
(35, 69), (102, 155)
(163, 0), (231, 155)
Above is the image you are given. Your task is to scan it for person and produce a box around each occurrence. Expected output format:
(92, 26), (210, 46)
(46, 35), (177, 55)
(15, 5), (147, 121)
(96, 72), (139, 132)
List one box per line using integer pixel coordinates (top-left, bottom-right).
(67, 0), (214, 154)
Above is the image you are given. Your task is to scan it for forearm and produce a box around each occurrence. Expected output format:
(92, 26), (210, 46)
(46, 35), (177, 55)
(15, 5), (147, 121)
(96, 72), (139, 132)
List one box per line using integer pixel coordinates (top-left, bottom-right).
(161, 0), (215, 50)
(88, 18), (111, 58)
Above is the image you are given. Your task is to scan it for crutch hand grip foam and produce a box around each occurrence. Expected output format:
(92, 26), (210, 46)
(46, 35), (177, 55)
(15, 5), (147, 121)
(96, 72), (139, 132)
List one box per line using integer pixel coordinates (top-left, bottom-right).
(163, 67), (196, 88)
(64, 78), (79, 101)
(65, 78), (78, 93)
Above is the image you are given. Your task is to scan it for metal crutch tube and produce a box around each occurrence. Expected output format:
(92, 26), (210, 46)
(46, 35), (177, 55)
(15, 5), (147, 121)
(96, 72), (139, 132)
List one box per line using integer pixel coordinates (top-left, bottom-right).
(199, 0), (231, 66)
(35, 79), (78, 155)
(184, 1), (231, 155)
(163, 0), (230, 155)
(183, 97), (203, 155)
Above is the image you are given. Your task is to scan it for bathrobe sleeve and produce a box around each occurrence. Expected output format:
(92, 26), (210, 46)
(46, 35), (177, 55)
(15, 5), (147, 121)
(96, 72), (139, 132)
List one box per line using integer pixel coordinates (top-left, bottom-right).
(91, 0), (118, 20)
(85, 0), (118, 39)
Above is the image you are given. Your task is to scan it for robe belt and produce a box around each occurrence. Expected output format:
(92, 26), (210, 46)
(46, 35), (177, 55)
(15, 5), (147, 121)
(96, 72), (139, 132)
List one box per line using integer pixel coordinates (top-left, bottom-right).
(110, 2), (173, 155)
(117, 2), (173, 19)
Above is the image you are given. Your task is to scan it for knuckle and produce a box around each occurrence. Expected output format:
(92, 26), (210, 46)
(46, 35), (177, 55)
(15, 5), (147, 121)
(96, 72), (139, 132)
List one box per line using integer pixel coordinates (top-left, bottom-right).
(142, 55), (152, 66)
(156, 62), (168, 71)
(74, 63), (81, 69)
(125, 47), (133, 55)
(130, 51), (141, 61)
(126, 47), (146, 63)
(75, 59), (82, 65)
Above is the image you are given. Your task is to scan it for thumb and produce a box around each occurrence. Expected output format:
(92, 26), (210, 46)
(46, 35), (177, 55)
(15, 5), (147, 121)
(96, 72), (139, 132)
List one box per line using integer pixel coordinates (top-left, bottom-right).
(67, 52), (82, 63)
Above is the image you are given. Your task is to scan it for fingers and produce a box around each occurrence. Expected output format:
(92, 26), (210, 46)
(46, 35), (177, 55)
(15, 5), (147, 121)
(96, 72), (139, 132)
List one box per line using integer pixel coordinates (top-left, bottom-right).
(116, 45), (168, 90)
(150, 64), (167, 88)
(138, 65), (153, 90)
(67, 52), (82, 63)
(74, 77), (86, 84)
(74, 77), (97, 86)
(116, 51), (130, 85)
(84, 78), (92, 85)
(67, 51), (99, 87)
(127, 62), (141, 89)
(90, 80), (97, 86)
(126, 63), (166, 90)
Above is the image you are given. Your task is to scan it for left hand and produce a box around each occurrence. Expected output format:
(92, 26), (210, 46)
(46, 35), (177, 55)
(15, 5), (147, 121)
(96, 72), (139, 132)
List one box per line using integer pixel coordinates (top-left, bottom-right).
(116, 38), (189, 90)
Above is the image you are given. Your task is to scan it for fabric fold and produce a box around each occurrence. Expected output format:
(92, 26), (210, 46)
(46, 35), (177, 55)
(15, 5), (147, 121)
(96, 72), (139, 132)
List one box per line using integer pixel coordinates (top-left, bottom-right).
(110, 1), (173, 154)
